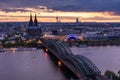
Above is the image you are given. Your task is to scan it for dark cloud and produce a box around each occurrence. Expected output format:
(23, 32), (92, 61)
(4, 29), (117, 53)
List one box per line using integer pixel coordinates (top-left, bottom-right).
(0, 0), (120, 14)
(1, 8), (30, 12)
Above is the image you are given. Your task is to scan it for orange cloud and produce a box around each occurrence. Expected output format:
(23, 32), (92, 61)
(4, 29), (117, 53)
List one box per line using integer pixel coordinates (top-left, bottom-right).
(0, 7), (120, 22)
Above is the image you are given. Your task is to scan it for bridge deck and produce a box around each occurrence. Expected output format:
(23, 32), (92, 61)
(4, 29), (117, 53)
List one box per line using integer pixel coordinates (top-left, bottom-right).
(40, 38), (107, 80)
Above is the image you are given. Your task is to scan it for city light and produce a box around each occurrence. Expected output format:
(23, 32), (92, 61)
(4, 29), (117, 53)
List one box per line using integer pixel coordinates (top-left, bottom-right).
(58, 61), (62, 67)
(45, 48), (48, 52)
(0, 1), (120, 79)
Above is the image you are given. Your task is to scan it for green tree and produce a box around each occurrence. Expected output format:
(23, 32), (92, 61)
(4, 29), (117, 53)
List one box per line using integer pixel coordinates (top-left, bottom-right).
(105, 70), (120, 80)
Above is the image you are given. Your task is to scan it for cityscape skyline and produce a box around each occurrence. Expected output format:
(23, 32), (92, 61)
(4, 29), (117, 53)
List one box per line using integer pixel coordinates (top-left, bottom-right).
(0, 0), (120, 22)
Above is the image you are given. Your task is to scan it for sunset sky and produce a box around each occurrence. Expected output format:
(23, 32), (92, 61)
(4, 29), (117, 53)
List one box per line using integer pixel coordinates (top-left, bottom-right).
(0, 0), (120, 22)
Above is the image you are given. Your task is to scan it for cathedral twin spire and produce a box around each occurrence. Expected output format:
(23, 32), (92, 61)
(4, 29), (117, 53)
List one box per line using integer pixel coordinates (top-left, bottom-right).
(29, 14), (38, 27)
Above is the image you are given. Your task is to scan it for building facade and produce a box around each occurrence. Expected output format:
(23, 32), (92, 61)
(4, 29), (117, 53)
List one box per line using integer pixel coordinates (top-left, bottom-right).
(27, 14), (41, 37)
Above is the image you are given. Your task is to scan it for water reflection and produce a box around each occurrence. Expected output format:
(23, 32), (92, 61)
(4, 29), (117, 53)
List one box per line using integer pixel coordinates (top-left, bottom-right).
(0, 50), (67, 80)
(1, 46), (117, 79)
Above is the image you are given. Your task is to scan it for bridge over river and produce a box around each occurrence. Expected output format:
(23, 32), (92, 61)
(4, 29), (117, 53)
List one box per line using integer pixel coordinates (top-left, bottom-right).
(40, 38), (108, 80)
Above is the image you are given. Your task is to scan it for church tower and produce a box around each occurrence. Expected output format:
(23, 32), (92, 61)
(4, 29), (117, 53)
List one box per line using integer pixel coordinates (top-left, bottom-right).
(29, 14), (33, 26)
(34, 14), (38, 26)
(27, 13), (41, 37)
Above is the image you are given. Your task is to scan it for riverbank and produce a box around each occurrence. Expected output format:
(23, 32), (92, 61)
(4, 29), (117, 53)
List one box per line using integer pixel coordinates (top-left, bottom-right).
(4, 47), (37, 51)
(66, 39), (120, 47)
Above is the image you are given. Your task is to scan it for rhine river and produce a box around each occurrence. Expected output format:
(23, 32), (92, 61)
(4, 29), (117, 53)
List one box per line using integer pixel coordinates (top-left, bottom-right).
(0, 46), (120, 80)
(71, 46), (120, 74)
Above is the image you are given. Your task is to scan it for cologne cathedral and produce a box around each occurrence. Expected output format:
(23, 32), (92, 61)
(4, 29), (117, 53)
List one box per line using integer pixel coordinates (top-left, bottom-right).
(27, 14), (41, 37)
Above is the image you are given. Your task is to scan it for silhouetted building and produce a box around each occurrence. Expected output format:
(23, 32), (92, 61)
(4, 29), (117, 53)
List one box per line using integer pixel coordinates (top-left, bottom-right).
(34, 14), (38, 26)
(27, 14), (41, 37)
(76, 18), (79, 27)
(76, 18), (79, 23)
(29, 14), (34, 27)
